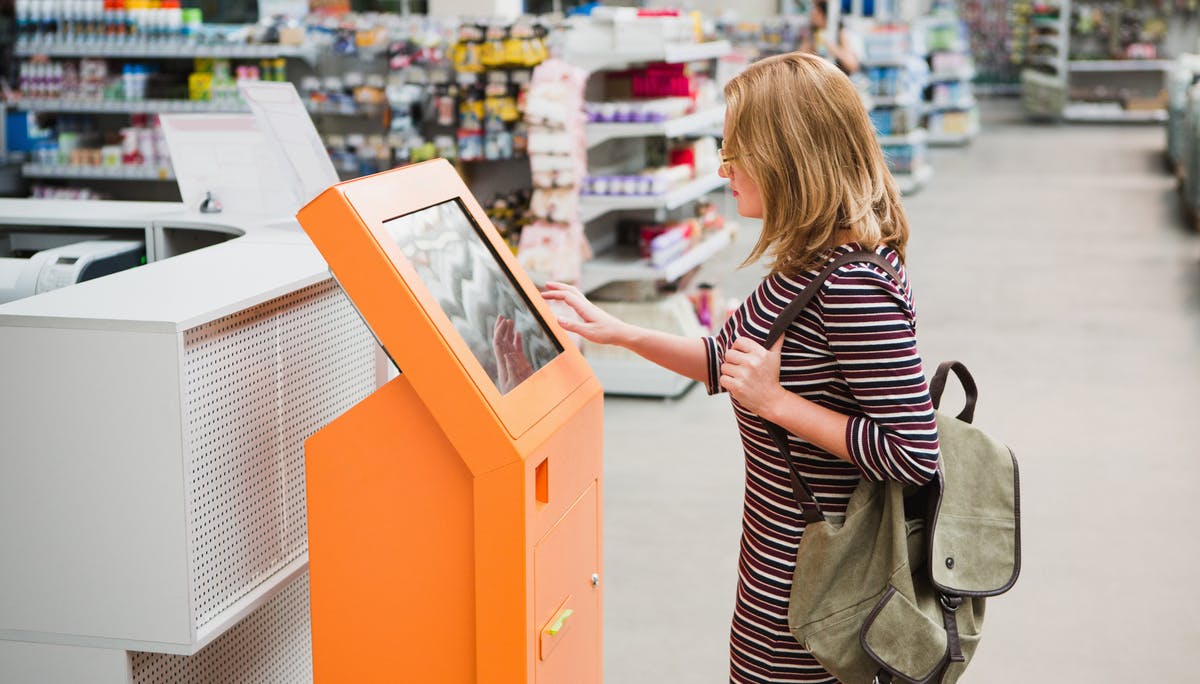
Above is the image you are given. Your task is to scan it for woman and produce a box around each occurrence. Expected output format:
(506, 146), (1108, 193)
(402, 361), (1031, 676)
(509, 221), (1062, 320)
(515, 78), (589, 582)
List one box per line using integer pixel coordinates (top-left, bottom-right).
(542, 52), (939, 683)
(803, 0), (863, 75)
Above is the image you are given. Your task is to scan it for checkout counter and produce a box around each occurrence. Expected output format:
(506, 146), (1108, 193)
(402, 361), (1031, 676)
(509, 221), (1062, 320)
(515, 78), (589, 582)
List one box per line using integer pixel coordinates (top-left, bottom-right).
(0, 162), (606, 684)
(0, 199), (387, 681)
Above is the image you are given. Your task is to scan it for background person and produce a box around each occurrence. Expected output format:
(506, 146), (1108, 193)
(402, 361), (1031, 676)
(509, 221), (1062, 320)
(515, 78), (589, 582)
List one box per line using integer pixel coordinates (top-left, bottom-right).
(803, 0), (864, 75)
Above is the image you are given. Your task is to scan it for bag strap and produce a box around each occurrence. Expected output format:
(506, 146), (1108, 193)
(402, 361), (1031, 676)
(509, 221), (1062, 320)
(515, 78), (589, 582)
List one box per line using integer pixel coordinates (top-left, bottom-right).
(929, 361), (977, 424)
(760, 250), (902, 524)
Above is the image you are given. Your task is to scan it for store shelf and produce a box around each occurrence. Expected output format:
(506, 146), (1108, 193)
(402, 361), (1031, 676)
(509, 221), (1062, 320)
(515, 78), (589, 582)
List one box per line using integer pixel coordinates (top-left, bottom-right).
(580, 226), (734, 292)
(928, 67), (977, 82)
(579, 173), (726, 222)
(1030, 17), (1064, 30)
(13, 98), (250, 114)
(585, 106), (725, 148)
(1061, 104), (1168, 123)
(893, 164), (933, 195)
(873, 94), (920, 107)
(22, 163), (175, 181)
(306, 101), (388, 117)
(877, 129), (928, 146)
(927, 123), (980, 146)
(14, 40), (317, 63)
(862, 57), (911, 68)
(925, 97), (977, 113)
(1068, 60), (1173, 73)
(565, 40), (731, 72)
(1029, 55), (1063, 69)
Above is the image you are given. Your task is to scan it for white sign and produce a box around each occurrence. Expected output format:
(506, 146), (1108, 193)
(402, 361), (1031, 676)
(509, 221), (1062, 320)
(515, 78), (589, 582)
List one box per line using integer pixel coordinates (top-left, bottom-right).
(238, 81), (341, 211)
(160, 114), (298, 218)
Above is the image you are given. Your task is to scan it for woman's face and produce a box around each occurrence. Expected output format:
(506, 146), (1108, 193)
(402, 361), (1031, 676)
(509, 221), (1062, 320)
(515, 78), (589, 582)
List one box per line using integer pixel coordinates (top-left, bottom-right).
(719, 119), (764, 219)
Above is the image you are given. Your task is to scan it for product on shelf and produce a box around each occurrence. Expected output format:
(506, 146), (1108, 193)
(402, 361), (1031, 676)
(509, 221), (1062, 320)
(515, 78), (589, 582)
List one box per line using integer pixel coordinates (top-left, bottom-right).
(27, 112), (170, 174)
(15, 54), (285, 107)
(715, 16), (809, 57)
(1069, 1), (1175, 62)
(584, 97), (694, 123)
(30, 183), (110, 199)
(870, 105), (920, 136)
(564, 7), (702, 55)
(519, 58), (591, 284)
(882, 140), (926, 175)
(612, 198), (726, 268)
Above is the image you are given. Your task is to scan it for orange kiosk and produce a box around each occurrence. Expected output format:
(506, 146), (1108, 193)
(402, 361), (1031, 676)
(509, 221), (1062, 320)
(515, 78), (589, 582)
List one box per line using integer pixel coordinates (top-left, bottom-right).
(297, 159), (604, 683)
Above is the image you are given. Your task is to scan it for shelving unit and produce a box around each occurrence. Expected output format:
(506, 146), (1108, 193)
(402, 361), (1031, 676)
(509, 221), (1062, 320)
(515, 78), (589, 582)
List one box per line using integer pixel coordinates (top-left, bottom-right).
(584, 106), (726, 147)
(13, 98), (251, 114)
(862, 21), (932, 195)
(1062, 60), (1171, 123)
(580, 225), (734, 293)
(11, 39), (316, 201)
(567, 37), (734, 397)
(917, 15), (980, 146)
(1019, 0), (1070, 120)
(893, 164), (935, 195)
(1020, 2), (1194, 123)
(22, 162), (174, 180)
(564, 40), (732, 73)
(579, 173), (727, 223)
(15, 40), (318, 64)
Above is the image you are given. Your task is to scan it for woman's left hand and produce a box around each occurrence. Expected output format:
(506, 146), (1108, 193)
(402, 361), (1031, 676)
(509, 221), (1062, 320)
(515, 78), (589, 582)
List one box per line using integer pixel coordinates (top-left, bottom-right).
(719, 336), (789, 417)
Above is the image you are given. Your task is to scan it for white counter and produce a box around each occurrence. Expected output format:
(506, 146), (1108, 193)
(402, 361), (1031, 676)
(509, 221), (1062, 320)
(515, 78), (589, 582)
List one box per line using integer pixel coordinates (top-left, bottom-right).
(0, 200), (384, 682)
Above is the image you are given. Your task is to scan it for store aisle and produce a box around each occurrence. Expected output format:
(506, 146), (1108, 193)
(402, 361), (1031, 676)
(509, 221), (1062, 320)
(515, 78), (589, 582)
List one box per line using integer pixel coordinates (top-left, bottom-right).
(601, 100), (1200, 682)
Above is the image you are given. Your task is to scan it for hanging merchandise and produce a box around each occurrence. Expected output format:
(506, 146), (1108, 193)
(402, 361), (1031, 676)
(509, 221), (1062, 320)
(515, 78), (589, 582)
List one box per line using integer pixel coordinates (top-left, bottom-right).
(520, 58), (591, 285)
(375, 19), (548, 170)
(957, 0), (1020, 91)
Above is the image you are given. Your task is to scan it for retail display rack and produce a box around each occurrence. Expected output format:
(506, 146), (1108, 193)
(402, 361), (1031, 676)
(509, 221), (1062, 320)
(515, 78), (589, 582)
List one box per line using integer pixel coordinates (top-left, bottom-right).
(917, 14), (980, 145)
(861, 21), (934, 194)
(1167, 55), (1200, 230)
(1020, 1), (1199, 122)
(959, 0), (1021, 94)
(1019, 0), (1070, 120)
(10, 30), (315, 200)
(565, 22), (736, 397)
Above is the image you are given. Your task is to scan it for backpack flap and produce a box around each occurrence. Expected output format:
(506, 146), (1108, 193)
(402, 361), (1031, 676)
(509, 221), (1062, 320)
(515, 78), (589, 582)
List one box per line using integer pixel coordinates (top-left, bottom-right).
(927, 410), (1021, 596)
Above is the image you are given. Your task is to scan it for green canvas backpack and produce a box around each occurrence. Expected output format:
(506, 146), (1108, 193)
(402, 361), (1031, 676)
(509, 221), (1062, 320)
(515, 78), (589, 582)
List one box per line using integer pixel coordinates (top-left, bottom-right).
(760, 251), (1021, 684)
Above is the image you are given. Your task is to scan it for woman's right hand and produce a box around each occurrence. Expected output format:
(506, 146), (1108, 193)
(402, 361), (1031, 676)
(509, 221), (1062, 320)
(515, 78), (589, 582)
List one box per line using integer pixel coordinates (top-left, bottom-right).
(541, 282), (632, 346)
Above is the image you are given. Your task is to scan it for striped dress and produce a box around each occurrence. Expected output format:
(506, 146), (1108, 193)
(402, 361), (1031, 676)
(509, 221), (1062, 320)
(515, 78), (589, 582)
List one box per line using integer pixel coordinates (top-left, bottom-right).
(702, 242), (940, 683)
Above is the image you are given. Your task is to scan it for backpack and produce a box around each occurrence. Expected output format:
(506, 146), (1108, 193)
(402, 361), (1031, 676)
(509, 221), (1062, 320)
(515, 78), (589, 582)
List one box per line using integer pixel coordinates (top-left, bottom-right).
(758, 250), (1021, 684)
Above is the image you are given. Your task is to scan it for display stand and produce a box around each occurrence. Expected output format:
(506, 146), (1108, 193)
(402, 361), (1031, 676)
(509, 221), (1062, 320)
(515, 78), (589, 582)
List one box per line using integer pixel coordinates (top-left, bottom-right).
(297, 159), (604, 683)
(566, 33), (734, 397)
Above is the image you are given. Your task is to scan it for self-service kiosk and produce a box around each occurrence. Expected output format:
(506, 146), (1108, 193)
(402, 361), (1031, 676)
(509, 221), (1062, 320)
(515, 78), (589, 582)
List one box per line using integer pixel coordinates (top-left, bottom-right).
(297, 159), (604, 683)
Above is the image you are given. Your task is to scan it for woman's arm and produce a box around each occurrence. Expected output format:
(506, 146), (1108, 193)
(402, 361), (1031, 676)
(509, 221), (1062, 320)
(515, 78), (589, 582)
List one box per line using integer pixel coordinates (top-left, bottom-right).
(541, 282), (709, 384)
(719, 267), (938, 485)
(830, 29), (861, 74)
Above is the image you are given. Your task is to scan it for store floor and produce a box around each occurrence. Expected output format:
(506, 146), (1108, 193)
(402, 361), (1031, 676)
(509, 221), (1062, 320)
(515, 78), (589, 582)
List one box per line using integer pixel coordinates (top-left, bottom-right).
(600, 99), (1200, 682)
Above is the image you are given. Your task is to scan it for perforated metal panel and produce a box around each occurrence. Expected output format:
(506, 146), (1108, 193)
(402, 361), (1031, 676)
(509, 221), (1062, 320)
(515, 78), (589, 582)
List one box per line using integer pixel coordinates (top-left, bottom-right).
(130, 572), (313, 684)
(182, 280), (377, 632)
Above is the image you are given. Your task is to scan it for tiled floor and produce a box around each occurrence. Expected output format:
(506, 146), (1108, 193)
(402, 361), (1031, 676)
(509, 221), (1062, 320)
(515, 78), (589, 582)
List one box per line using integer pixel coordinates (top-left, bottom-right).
(600, 101), (1200, 682)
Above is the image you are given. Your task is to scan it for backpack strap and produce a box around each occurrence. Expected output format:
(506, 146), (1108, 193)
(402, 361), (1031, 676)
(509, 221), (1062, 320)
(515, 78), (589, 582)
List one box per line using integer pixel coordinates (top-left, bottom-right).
(929, 361), (977, 424)
(761, 250), (903, 525)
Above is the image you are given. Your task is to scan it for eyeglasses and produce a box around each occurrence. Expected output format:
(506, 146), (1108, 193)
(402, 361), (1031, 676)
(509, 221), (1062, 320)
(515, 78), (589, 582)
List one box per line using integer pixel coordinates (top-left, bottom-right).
(718, 146), (738, 176)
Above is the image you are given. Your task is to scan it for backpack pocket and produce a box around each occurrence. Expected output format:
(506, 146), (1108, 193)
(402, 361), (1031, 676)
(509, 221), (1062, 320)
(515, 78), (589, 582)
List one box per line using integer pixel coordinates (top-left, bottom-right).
(860, 585), (948, 684)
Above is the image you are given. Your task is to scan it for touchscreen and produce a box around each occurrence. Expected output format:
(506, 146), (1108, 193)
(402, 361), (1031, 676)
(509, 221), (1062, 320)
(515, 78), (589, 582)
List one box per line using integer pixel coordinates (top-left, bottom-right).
(383, 199), (562, 395)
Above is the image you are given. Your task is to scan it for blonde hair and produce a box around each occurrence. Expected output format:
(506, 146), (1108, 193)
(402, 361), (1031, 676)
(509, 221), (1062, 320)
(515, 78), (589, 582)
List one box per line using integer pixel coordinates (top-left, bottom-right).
(723, 51), (910, 276)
